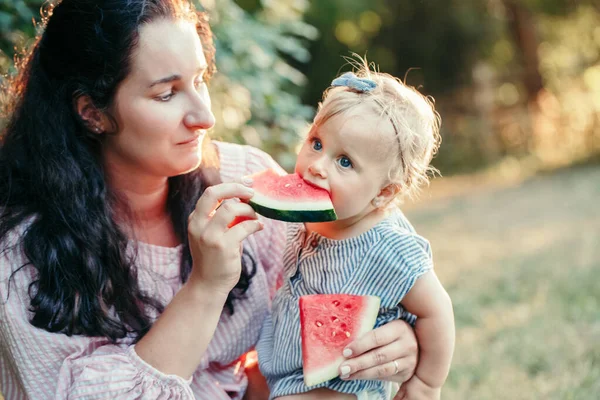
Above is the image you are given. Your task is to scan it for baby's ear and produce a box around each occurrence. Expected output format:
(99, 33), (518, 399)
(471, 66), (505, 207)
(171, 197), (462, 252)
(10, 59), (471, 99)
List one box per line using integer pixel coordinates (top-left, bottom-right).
(372, 183), (401, 208)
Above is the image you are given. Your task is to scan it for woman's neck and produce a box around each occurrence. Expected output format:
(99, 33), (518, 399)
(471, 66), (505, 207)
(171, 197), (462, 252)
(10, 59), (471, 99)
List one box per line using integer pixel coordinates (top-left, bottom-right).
(305, 207), (390, 240)
(105, 165), (180, 247)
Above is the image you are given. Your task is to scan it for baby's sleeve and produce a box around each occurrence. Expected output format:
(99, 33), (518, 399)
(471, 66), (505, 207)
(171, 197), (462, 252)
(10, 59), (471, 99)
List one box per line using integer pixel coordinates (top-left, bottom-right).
(346, 227), (434, 309)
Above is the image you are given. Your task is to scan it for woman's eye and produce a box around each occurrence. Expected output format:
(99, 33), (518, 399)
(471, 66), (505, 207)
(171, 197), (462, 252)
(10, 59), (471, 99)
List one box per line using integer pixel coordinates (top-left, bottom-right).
(156, 92), (174, 102)
(311, 139), (322, 151)
(338, 156), (353, 169)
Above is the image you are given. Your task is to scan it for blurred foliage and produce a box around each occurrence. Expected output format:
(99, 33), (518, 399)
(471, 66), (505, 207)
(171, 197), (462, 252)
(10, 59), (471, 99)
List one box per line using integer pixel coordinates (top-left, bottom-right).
(0, 0), (39, 73)
(0, 0), (317, 171)
(198, 0), (316, 170)
(1, 0), (599, 174)
(297, 0), (600, 175)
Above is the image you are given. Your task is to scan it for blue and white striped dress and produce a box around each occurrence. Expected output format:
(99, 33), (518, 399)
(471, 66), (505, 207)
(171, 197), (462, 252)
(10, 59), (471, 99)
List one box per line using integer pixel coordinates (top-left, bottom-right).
(256, 210), (433, 400)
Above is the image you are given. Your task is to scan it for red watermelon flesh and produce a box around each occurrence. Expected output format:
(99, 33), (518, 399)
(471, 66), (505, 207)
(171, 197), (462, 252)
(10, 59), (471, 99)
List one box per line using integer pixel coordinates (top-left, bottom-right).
(246, 169), (337, 223)
(300, 294), (380, 387)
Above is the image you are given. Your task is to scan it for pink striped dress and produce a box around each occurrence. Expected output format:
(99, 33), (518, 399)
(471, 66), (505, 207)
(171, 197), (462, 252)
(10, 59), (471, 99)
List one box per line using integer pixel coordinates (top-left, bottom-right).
(0, 142), (287, 400)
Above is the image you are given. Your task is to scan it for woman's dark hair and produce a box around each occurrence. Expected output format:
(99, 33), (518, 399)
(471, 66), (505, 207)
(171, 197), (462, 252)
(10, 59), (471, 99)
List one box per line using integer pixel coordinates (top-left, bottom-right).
(0, 0), (255, 342)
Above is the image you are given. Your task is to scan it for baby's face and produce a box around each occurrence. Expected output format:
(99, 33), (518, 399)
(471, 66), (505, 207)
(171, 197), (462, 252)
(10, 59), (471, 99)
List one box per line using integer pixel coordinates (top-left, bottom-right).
(295, 106), (396, 221)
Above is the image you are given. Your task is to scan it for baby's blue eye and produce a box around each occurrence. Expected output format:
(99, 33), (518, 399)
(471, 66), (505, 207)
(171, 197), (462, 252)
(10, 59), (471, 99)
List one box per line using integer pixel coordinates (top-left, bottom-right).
(338, 156), (353, 169)
(311, 139), (322, 151)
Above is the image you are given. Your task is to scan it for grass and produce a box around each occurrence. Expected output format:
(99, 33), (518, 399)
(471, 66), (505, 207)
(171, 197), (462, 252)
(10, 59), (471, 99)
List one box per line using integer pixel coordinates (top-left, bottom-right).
(1, 165), (598, 400)
(404, 164), (600, 399)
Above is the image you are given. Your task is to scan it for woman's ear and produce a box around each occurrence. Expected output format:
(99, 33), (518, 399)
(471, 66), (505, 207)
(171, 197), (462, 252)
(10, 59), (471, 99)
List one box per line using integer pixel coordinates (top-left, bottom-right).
(372, 183), (401, 209)
(75, 95), (107, 134)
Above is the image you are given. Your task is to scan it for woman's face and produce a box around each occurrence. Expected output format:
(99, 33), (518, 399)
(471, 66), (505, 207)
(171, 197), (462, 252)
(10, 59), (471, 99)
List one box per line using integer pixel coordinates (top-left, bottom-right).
(102, 18), (215, 179)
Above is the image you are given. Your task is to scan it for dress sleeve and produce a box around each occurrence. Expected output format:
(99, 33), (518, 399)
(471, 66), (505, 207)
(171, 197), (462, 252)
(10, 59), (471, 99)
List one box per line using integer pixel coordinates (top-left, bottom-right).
(0, 231), (194, 400)
(55, 345), (194, 400)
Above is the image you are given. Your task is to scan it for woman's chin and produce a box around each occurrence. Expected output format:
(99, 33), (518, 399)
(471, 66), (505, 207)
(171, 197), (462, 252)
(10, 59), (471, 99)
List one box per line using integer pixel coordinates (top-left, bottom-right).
(168, 155), (202, 177)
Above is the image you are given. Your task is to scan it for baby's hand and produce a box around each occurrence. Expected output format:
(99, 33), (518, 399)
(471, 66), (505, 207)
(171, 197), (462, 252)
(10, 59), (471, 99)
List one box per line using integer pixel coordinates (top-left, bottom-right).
(395, 375), (441, 400)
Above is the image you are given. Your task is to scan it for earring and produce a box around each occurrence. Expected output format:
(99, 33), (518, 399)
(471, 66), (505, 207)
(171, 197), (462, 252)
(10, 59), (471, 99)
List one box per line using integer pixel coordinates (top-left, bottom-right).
(94, 127), (102, 133)
(372, 197), (383, 208)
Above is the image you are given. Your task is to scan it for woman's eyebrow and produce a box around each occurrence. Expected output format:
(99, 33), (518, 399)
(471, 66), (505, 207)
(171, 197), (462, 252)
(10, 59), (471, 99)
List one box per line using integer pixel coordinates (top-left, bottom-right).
(148, 65), (207, 88)
(149, 74), (181, 88)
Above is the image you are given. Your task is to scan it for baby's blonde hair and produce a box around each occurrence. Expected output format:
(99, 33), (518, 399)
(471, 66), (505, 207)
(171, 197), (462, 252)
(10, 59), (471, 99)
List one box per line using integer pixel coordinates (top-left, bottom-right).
(313, 55), (441, 202)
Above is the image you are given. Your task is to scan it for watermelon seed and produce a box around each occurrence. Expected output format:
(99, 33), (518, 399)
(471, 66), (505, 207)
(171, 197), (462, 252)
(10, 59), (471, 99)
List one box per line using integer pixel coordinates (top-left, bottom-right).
(315, 321), (323, 327)
(331, 316), (339, 323)
(345, 331), (351, 338)
(284, 183), (291, 188)
(332, 331), (336, 337)
(332, 300), (340, 307)
(344, 304), (352, 310)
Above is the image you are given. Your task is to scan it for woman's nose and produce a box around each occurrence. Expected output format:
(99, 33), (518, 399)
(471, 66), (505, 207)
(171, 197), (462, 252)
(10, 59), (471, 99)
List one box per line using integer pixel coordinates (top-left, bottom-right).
(184, 93), (215, 130)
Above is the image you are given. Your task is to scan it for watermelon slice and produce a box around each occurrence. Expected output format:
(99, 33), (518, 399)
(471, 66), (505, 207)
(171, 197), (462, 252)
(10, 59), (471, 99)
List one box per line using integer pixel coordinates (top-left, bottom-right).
(300, 294), (380, 387)
(246, 169), (337, 223)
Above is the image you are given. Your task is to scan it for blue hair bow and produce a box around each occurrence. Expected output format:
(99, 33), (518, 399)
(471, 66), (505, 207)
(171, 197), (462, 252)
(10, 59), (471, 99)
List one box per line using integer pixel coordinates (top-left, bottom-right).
(331, 72), (377, 92)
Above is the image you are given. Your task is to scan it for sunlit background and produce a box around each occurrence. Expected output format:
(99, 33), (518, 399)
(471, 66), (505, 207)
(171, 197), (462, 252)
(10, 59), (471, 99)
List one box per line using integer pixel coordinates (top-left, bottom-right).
(1, 0), (599, 399)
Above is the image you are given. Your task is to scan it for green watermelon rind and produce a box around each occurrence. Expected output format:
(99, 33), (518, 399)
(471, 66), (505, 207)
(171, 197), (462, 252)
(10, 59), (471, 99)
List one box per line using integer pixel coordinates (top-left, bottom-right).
(301, 295), (381, 387)
(248, 200), (337, 223)
(245, 169), (338, 223)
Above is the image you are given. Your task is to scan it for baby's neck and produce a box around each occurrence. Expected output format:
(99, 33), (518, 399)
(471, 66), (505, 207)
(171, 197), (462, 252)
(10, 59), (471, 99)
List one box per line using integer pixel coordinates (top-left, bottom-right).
(305, 208), (391, 240)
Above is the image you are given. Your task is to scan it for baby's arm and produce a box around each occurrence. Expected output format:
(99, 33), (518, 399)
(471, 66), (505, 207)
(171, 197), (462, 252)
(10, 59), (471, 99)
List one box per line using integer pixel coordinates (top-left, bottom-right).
(400, 270), (455, 391)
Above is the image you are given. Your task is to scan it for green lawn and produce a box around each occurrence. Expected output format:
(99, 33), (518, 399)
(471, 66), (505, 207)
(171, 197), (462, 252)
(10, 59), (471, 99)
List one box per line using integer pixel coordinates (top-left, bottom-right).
(404, 164), (600, 399)
(1, 166), (598, 400)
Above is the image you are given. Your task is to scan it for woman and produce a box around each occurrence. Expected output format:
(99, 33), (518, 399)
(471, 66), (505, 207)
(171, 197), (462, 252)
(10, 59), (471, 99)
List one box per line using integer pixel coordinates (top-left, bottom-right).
(0, 1), (419, 399)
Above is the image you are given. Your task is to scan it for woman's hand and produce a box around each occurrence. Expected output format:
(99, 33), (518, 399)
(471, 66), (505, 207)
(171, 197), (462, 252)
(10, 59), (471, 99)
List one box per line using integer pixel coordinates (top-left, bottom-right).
(187, 183), (263, 294)
(243, 359), (270, 400)
(338, 319), (418, 384)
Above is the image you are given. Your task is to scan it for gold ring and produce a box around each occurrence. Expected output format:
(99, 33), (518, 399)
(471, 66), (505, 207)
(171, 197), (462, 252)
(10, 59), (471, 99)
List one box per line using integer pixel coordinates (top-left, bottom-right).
(392, 359), (399, 375)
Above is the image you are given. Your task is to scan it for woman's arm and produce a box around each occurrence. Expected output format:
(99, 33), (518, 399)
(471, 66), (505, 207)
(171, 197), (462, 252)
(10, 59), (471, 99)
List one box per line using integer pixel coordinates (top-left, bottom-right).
(134, 281), (229, 377)
(136, 182), (263, 378)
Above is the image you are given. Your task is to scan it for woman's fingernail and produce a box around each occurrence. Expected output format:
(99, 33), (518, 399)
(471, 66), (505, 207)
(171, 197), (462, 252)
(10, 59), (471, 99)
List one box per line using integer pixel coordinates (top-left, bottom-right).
(340, 365), (351, 375)
(246, 188), (254, 195)
(241, 177), (253, 186)
(340, 374), (350, 379)
(343, 348), (352, 358)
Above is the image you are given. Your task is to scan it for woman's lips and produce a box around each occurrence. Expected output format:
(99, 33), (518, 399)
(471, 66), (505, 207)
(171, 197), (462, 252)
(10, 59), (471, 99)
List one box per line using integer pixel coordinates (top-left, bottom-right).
(178, 135), (201, 146)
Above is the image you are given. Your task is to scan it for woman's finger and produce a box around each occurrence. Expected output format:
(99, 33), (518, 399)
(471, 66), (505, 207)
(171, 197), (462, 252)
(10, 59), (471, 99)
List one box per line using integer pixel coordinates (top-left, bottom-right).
(341, 353), (414, 383)
(226, 218), (264, 244)
(238, 175), (253, 187)
(339, 339), (410, 380)
(210, 200), (257, 229)
(194, 183), (255, 218)
(343, 320), (404, 359)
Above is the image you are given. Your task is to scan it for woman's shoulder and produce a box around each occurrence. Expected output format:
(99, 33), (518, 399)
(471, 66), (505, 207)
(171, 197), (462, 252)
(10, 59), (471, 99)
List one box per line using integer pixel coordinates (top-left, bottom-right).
(213, 140), (286, 182)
